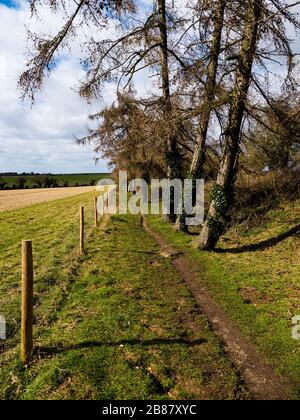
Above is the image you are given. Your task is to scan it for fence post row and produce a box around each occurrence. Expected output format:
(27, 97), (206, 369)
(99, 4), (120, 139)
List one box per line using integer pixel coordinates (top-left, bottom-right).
(19, 200), (96, 362)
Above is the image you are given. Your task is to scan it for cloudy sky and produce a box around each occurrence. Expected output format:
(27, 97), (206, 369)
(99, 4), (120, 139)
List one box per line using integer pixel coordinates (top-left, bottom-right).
(0, 0), (112, 174)
(0, 0), (299, 174)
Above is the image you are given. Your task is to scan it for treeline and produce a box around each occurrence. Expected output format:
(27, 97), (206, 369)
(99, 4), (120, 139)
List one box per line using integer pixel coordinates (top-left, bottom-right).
(0, 175), (97, 190)
(19, 0), (300, 250)
(0, 172), (46, 176)
(0, 175), (58, 190)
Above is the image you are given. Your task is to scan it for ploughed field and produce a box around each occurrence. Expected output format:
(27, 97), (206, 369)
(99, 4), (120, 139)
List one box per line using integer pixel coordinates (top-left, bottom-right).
(0, 187), (96, 212)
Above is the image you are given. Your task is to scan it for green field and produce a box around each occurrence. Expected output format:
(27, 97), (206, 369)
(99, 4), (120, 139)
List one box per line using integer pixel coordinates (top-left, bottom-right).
(0, 173), (110, 189)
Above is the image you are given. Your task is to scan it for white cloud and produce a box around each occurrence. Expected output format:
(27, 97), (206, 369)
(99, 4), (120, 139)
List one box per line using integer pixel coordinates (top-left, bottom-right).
(0, 1), (109, 174)
(1, 0), (299, 175)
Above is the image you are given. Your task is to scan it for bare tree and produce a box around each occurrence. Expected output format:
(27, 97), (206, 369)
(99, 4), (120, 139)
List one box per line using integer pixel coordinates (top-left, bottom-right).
(20, 0), (187, 221)
(196, 0), (300, 249)
(174, 0), (227, 231)
(242, 94), (300, 171)
(19, 0), (135, 101)
(190, 0), (226, 179)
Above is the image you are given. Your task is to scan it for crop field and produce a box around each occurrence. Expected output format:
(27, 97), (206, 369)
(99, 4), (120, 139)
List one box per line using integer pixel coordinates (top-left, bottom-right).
(0, 186), (96, 212)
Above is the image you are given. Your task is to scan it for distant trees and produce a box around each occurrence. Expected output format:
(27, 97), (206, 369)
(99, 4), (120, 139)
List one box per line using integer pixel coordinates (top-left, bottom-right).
(33, 175), (44, 188)
(17, 176), (27, 189)
(31, 175), (53, 188)
(41, 176), (58, 188)
(196, 0), (300, 249)
(196, 0), (262, 249)
(0, 177), (7, 190)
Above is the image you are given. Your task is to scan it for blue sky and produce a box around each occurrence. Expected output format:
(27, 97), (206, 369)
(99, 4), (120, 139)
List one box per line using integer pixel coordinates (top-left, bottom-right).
(0, 0), (18, 8)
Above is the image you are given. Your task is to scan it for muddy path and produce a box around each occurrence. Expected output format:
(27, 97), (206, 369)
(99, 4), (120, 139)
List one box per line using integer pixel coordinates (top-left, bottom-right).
(142, 216), (291, 400)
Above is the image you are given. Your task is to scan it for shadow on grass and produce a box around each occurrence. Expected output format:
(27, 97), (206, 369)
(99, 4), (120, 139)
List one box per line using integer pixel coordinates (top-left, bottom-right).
(36, 338), (207, 357)
(215, 224), (300, 254)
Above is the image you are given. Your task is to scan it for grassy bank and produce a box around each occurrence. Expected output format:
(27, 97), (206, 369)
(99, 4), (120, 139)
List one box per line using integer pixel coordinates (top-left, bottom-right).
(0, 199), (248, 399)
(148, 198), (300, 397)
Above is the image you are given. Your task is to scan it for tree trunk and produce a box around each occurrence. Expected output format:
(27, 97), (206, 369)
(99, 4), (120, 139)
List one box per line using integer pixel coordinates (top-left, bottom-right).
(158, 0), (179, 222)
(196, 0), (262, 250)
(175, 0), (226, 232)
(190, 0), (226, 179)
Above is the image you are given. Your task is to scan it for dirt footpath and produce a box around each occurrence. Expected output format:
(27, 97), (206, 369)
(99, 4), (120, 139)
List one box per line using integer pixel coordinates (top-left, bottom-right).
(142, 216), (291, 400)
(0, 186), (95, 212)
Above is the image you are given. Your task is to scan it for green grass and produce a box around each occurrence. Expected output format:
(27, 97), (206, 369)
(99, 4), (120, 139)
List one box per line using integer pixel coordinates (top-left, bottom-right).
(0, 196), (248, 400)
(0, 173), (110, 188)
(147, 198), (300, 398)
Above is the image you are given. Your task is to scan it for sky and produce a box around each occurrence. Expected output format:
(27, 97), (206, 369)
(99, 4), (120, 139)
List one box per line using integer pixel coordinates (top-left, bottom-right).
(0, 0), (111, 174)
(0, 0), (299, 174)
(0, 0), (16, 7)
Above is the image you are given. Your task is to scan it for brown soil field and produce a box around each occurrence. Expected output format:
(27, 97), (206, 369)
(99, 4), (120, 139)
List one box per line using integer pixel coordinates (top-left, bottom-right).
(0, 186), (96, 212)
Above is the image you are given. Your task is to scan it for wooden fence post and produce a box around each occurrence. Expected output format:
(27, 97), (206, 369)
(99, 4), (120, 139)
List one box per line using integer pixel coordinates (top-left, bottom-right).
(21, 240), (33, 364)
(80, 206), (84, 255)
(94, 196), (98, 228)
